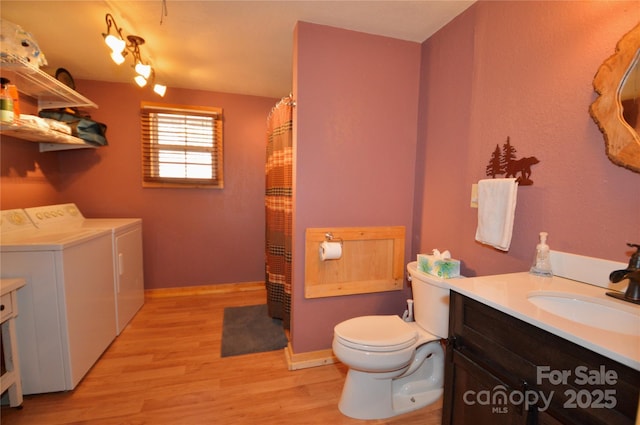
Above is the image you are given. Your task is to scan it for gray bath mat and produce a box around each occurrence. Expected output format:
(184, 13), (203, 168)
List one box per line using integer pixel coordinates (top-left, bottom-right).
(221, 304), (288, 357)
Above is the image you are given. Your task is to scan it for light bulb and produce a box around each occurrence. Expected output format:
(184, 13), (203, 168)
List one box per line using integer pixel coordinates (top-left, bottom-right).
(153, 84), (167, 97)
(135, 63), (152, 79)
(110, 51), (126, 65)
(134, 75), (147, 87)
(104, 34), (126, 53)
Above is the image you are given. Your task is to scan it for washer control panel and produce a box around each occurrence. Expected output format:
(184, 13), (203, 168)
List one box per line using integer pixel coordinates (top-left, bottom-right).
(24, 204), (84, 228)
(0, 209), (37, 233)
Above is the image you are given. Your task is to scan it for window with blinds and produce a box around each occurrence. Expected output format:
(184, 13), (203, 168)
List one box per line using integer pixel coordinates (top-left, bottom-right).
(141, 102), (223, 188)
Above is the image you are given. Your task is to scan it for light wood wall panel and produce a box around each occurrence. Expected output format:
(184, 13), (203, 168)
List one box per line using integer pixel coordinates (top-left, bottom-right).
(304, 226), (405, 298)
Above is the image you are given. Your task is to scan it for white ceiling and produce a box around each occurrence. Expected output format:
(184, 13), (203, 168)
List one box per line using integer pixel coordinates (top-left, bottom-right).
(1, 1), (474, 99)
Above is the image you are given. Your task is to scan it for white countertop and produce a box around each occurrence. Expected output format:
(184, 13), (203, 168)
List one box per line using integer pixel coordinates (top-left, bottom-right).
(1, 278), (26, 296)
(444, 272), (640, 371)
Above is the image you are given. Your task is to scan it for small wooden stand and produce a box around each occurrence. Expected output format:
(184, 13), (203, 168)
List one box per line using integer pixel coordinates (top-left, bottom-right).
(1, 278), (26, 408)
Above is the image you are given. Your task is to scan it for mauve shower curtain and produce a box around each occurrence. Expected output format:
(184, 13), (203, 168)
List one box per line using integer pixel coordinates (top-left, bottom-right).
(265, 95), (293, 329)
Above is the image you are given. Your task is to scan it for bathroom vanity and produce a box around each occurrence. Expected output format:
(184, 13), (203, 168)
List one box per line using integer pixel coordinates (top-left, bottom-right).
(441, 273), (639, 425)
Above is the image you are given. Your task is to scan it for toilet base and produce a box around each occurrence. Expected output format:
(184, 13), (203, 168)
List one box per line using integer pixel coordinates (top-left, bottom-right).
(337, 341), (444, 420)
(393, 386), (443, 416)
(338, 369), (443, 420)
(339, 369), (395, 419)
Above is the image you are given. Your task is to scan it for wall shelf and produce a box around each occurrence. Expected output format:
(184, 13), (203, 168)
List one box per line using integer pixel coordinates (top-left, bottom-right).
(0, 121), (97, 152)
(0, 56), (99, 151)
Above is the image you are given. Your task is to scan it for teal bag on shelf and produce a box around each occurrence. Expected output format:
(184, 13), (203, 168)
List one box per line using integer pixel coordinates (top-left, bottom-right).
(39, 110), (108, 146)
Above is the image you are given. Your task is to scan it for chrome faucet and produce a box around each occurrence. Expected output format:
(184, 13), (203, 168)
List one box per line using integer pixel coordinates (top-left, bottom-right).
(607, 243), (640, 305)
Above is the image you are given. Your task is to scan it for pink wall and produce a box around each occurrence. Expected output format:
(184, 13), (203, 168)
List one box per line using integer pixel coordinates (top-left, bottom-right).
(290, 1), (640, 354)
(0, 140), (60, 207)
(1, 82), (277, 289)
(3, 0), (639, 355)
(1, 97), (63, 207)
(414, 0), (640, 276)
(291, 22), (421, 352)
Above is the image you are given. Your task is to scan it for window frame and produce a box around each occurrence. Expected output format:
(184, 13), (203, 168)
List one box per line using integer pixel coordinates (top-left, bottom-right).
(141, 101), (224, 189)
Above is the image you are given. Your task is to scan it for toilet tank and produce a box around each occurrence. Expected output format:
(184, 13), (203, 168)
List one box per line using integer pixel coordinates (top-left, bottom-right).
(407, 261), (458, 338)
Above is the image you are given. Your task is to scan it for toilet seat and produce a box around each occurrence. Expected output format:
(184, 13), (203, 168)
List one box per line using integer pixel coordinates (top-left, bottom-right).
(334, 315), (418, 352)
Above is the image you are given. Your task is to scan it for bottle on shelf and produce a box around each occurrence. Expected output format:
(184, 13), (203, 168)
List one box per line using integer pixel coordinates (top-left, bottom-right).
(8, 83), (20, 121)
(1, 78), (15, 123)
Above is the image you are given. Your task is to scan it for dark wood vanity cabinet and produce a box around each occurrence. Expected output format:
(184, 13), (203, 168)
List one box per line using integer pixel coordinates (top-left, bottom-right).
(442, 292), (639, 425)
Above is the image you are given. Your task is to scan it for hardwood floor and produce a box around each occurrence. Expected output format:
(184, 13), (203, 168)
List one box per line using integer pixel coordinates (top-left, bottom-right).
(1, 288), (442, 424)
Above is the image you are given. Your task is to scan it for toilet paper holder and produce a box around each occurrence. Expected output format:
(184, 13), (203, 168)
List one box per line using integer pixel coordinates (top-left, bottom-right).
(325, 232), (343, 245)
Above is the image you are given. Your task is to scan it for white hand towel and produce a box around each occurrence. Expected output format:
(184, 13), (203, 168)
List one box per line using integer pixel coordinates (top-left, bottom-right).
(475, 178), (518, 251)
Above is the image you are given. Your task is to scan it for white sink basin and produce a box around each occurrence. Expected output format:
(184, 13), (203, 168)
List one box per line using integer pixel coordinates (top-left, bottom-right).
(527, 291), (640, 336)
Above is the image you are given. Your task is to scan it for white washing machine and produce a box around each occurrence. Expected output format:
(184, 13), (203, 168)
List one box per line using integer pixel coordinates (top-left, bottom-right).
(0, 209), (116, 394)
(24, 204), (144, 335)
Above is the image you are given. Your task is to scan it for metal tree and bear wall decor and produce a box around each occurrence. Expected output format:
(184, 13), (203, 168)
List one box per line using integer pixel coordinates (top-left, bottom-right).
(485, 137), (539, 186)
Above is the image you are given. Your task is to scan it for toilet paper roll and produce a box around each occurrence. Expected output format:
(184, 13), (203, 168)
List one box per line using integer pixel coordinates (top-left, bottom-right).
(319, 241), (342, 261)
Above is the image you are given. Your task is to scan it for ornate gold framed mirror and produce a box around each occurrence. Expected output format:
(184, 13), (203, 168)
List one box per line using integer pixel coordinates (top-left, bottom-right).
(590, 23), (640, 173)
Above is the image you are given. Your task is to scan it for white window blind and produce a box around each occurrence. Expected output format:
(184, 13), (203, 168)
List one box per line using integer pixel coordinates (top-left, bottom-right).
(141, 102), (223, 188)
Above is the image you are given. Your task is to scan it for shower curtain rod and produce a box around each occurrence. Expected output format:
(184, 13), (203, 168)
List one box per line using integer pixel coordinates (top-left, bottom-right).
(267, 93), (296, 123)
(277, 93), (296, 107)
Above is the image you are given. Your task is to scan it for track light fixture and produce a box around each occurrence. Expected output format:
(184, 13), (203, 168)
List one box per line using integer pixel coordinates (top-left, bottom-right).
(102, 13), (167, 96)
(153, 83), (167, 97)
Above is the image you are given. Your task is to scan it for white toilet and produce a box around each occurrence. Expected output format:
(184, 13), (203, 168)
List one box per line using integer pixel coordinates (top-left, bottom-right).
(332, 261), (456, 420)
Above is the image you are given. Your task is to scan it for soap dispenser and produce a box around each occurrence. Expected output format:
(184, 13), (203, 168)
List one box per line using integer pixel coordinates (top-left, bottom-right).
(530, 232), (553, 277)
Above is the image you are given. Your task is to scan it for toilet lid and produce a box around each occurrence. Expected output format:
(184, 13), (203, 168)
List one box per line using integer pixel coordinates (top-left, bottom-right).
(334, 315), (417, 350)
